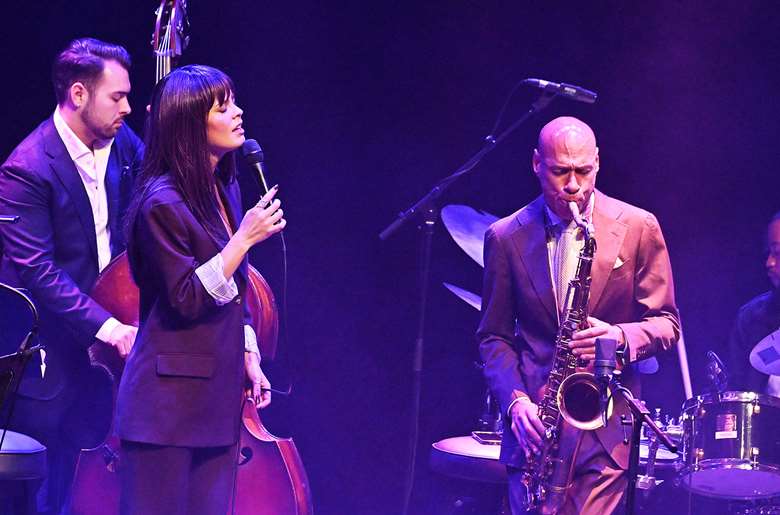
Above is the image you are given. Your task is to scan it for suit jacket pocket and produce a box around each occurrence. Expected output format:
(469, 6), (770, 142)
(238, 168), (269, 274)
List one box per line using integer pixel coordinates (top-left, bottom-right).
(156, 353), (215, 378)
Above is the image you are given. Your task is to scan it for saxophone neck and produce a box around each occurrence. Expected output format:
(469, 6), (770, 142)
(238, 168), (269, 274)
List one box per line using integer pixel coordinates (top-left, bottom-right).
(567, 201), (595, 241)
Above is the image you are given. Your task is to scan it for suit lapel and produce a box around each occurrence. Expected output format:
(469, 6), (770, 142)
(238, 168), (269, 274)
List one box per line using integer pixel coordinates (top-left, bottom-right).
(589, 191), (628, 312)
(216, 178), (248, 283)
(43, 120), (99, 265)
(216, 179), (241, 234)
(511, 197), (557, 323)
(105, 145), (125, 255)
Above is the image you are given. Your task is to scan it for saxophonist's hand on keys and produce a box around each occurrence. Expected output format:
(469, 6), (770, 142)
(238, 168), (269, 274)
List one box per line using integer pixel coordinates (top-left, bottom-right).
(569, 316), (624, 366)
(510, 397), (546, 457)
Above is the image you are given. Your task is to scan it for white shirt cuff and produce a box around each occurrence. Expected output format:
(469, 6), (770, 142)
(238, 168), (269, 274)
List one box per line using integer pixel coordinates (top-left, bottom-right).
(244, 324), (260, 355)
(96, 317), (121, 343)
(195, 253), (238, 305)
(506, 395), (531, 417)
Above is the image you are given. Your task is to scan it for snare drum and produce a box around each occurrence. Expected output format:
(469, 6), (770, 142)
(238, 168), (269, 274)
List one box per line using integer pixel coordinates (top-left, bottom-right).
(680, 391), (780, 499)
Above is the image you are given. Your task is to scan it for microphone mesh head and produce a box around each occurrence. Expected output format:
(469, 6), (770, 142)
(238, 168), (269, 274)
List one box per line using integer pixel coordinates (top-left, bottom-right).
(595, 338), (617, 362)
(241, 139), (264, 165)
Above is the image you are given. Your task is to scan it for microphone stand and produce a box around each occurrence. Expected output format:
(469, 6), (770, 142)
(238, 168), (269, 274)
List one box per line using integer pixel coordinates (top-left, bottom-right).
(379, 91), (557, 515)
(609, 373), (677, 515)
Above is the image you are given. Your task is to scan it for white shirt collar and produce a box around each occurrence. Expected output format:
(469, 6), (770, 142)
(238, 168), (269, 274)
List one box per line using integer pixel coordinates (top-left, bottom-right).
(53, 105), (113, 160)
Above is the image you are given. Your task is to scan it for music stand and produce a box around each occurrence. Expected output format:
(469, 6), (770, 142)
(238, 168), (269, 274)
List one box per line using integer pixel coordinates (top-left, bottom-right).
(0, 282), (40, 451)
(0, 349), (38, 448)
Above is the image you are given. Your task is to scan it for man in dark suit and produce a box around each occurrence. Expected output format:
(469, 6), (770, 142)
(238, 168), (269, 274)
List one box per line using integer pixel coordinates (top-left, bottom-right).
(0, 38), (143, 514)
(728, 211), (780, 395)
(477, 116), (680, 514)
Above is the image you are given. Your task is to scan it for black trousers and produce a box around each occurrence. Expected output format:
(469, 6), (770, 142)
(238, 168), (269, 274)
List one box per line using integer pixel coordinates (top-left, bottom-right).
(119, 440), (238, 515)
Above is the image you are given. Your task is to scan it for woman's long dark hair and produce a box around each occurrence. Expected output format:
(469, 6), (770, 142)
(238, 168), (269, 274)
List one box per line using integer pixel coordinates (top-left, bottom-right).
(126, 64), (238, 248)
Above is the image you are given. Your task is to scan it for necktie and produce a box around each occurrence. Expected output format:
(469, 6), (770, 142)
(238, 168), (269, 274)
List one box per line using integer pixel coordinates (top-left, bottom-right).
(555, 222), (579, 314)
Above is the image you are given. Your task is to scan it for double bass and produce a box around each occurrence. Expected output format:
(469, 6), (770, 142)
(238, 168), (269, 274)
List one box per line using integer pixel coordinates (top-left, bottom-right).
(69, 2), (312, 513)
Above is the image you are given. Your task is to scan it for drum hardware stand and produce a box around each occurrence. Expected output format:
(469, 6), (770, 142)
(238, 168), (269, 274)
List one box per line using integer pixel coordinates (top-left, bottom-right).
(379, 86), (563, 515)
(610, 374), (678, 515)
(637, 428), (661, 495)
(637, 407), (672, 495)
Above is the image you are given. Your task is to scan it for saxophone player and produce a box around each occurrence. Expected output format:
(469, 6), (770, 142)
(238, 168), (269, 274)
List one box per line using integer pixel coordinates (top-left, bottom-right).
(476, 116), (680, 514)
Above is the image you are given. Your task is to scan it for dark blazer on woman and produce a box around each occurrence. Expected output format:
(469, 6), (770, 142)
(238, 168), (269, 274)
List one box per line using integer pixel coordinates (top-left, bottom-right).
(116, 174), (250, 448)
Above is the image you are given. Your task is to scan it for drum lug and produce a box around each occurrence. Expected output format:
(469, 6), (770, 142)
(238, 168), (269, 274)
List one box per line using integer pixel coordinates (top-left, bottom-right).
(751, 447), (760, 468)
(694, 448), (704, 465)
(752, 399), (761, 415)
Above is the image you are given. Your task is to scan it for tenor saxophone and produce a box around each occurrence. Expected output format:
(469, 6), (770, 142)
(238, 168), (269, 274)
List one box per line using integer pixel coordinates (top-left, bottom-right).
(521, 202), (607, 513)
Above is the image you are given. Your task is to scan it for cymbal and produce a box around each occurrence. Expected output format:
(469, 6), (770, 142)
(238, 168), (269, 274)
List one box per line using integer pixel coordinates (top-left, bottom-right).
(441, 280), (660, 375)
(443, 282), (481, 311)
(750, 327), (780, 375)
(441, 205), (498, 268)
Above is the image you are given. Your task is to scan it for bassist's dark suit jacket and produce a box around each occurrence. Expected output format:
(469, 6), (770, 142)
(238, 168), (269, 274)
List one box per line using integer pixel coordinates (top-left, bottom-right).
(0, 117), (142, 512)
(0, 116), (142, 411)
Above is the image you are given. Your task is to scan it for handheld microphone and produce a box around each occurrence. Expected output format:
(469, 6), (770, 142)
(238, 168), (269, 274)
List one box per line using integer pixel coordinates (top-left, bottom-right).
(522, 78), (597, 104)
(595, 338), (618, 427)
(241, 139), (271, 194)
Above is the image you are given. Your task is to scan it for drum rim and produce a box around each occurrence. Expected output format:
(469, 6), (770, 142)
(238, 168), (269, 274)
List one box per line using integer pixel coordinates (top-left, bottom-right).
(679, 459), (780, 500)
(681, 390), (780, 410)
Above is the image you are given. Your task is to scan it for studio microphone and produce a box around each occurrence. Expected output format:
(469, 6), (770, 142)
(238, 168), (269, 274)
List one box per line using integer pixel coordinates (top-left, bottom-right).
(522, 78), (597, 104)
(241, 139), (271, 194)
(594, 338), (618, 427)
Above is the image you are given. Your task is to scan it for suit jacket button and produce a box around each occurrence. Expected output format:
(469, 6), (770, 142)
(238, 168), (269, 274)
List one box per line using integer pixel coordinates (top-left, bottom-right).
(235, 296), (242, 304)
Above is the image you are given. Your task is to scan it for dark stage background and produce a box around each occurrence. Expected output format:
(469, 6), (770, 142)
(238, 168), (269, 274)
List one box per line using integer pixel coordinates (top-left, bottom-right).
(1, 2), (778, 514)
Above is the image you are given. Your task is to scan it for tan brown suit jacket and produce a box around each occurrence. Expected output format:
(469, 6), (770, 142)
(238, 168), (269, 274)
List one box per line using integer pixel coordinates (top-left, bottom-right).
(477, 190), (680, 469)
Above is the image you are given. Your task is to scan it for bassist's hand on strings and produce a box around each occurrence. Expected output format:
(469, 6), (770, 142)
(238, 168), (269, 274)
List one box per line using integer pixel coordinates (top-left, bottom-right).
(106, 323), (138, 358)
(509, 397), (545, 457)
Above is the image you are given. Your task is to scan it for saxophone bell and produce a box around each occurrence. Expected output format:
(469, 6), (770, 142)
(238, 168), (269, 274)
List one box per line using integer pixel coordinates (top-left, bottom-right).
(557, 371), (613, 431)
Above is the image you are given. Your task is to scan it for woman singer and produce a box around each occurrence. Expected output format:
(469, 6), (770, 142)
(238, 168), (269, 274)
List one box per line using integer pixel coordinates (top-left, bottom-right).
(116, 64), (285, 514)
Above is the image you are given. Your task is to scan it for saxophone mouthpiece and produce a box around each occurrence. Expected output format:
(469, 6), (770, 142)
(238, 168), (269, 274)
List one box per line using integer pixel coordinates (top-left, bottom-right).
(568, 201), (581, 220)
(568, 201), (595, 238)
